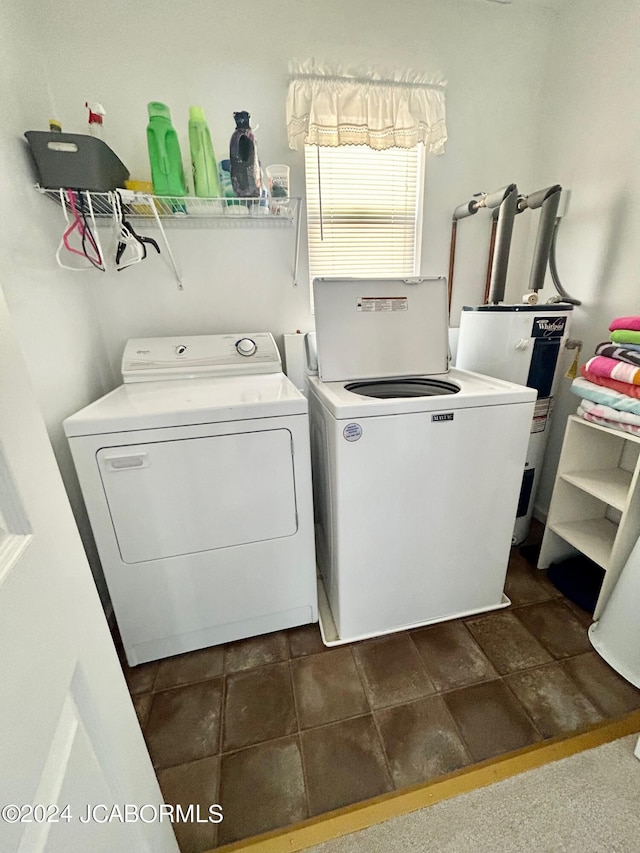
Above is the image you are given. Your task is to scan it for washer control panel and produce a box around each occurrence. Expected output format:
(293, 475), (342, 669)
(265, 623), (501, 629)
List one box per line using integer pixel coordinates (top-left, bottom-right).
(122, 333), (281, 382)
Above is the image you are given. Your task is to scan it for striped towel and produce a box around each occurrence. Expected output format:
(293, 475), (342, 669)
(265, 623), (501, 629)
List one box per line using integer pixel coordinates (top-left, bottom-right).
(595, 342), (640, 367)
(570, 377), (640, 415)
(609, 316), (640, 332)
(577, 402), (640, 436)
(610, 329), (640, 344)
(581, 367), (640, 400)
(584, 355), (640, 385)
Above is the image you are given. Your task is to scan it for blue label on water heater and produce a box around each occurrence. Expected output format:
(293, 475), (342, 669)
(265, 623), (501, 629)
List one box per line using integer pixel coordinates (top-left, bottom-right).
(343, 423), (363, 441)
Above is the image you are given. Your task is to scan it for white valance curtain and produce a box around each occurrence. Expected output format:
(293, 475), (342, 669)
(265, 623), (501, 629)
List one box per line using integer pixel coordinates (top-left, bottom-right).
(286, 60), (447, 153)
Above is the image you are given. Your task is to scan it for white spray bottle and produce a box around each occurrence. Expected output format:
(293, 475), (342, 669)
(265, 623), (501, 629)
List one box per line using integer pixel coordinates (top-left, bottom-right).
(86, 102), (106, 139)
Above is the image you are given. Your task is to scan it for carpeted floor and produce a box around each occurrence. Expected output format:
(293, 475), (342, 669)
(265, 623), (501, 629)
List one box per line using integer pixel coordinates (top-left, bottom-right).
(306, 735), (640, 852)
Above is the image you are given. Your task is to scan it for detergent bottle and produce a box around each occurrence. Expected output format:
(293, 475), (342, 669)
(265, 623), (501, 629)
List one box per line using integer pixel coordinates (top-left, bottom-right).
(229, 111), (261, 198)
(188, 106), (220, 197)
(146, 102), (187, 197)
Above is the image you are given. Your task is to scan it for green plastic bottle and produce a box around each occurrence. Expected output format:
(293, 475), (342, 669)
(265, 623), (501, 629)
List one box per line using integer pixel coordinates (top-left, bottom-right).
(146, 102), (187, 197)
(189, 106), (220, 198)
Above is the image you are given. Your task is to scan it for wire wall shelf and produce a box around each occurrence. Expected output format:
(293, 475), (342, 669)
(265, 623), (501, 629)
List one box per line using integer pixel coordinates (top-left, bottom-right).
(36, 186), (300, 228)
(36, 186), (303, 290)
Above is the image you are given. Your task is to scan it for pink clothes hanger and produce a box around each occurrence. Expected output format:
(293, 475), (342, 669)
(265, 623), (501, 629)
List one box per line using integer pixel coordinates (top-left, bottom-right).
(56, 190), (105, 271)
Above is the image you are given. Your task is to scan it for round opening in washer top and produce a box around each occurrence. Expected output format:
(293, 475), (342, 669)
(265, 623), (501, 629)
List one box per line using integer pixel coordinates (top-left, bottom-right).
(344, 378), (461, 399)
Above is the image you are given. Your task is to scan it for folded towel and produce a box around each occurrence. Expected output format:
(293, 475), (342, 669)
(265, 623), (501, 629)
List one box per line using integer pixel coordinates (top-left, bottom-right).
(611, 329), (640, 344)
(570, 376), (640, 415)
(584, 355), (640, 385)
(609, 316), (640, 332)
(595, 342), (640, 368)
(577, 402), (640, 435)
(581, 367), (640, 399)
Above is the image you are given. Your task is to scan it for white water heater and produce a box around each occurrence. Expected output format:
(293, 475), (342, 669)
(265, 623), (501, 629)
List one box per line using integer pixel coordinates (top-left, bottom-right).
(456, 303), (573, 544)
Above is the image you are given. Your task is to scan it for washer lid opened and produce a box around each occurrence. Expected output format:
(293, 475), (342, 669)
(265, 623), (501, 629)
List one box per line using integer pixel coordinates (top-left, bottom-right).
(312, 277), (449, 382)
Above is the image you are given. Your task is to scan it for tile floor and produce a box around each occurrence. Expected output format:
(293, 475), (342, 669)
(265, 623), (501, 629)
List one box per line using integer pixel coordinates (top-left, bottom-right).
(120, 540), (640, 852)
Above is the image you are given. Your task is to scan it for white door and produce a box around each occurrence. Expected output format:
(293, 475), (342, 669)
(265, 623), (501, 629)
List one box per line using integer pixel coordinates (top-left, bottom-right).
(0, 288), (179, 853)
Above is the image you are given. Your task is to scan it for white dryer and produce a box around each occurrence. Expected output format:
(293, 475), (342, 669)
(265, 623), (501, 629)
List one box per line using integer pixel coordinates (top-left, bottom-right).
(307, 278), (537, 645)
(65, 333), (318, 666)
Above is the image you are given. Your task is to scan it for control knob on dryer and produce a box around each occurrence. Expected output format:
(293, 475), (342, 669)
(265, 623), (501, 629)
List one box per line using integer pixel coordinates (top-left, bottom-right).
(236, 337), (257, 357)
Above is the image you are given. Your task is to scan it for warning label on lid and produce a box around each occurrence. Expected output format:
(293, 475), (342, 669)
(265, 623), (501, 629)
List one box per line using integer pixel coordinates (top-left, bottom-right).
(357, 297), (408, 312)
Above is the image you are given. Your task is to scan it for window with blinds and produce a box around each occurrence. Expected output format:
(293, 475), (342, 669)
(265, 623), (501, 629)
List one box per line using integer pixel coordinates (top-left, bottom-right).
(305, 143), (425, 291)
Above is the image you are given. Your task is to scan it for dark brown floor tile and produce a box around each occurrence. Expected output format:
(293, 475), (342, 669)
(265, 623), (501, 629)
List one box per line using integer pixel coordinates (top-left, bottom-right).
(505, 662), (604, 738)
(466, 611), (552, 675)
(223, 662), (296, 752)
(563, 597), (595, 628)
(301, 716), (393, 815)
(145, 678), (223, 770)
(123, 660), (159, 695)
(514, 600), (592, 659)
(444, 679), (542, 762)
(288, 622), (327, 658)
(154, 646), (224, 691)
(132, 694), (152, 729)
(410, 622), (498, 691)
(291, 647), (369, 729)
(352, 634), (435, 710)
(527, 517), (545, 545)
(505, 551), (560, 606)
(224, 630), (289, 673)
(218, 736), (307, 845)
(563, 652), (640, 718)
(157, 755), (220, 853)
(375, 696), (471, 788)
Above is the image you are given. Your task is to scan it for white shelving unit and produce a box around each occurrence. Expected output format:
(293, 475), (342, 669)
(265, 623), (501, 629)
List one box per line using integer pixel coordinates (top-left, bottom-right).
(37, 186), (303, 290)
(538, 414), (640, 619)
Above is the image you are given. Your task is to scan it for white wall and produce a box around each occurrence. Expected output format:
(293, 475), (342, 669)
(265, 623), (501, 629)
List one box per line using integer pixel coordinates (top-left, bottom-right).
(14, 0), (617, 593)
(26, 0), (557, 376)
(532, 0), (640, 515)
(0, 0), (114, 606)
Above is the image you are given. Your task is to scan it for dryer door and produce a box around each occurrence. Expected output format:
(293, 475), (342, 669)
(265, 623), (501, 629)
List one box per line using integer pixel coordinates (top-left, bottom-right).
(97, 428), (297, 563)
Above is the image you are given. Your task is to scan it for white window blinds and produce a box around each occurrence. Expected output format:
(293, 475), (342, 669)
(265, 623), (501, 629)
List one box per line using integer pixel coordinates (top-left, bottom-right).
(305, 143), (424, 281)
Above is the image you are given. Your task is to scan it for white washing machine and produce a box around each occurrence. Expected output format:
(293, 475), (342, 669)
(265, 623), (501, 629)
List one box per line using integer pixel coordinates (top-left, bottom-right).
(65, 333), (318, 666)
(307, 277), (537, 645)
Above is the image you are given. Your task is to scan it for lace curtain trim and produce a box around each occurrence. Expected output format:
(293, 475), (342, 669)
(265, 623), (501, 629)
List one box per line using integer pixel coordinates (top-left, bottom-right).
(286, 60), (447, 153)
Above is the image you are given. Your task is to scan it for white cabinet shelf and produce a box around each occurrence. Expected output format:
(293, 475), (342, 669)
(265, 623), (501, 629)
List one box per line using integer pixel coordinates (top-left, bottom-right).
(538, 415), (640, 619)
(560, 468), (632, 511)
(548, 518), (618, 568)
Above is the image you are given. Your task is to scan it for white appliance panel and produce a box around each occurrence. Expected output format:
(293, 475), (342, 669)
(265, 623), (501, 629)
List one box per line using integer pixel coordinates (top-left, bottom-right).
(307, 367), (535, 419)
(313, 277), (449, 382)
(455, 307), (573, 544)
(308, 386), (535, 641)
(69, 415), (317, 664)
(64, 373), (307, 436)
(456, 311), (536, 385)
(122, 332), (281, 381)
(98, 429), (297, 564)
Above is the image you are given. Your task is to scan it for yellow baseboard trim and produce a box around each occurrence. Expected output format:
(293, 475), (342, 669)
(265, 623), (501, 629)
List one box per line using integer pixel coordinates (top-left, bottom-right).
(213, 710), (640, 853)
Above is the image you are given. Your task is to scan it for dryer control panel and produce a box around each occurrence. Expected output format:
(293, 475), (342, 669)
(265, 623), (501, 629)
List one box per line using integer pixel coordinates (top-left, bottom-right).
(121, 332), (282, 382)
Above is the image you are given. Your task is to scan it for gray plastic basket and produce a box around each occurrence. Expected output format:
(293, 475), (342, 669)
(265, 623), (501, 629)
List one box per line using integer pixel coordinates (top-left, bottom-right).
(25, 131), (129, 191)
